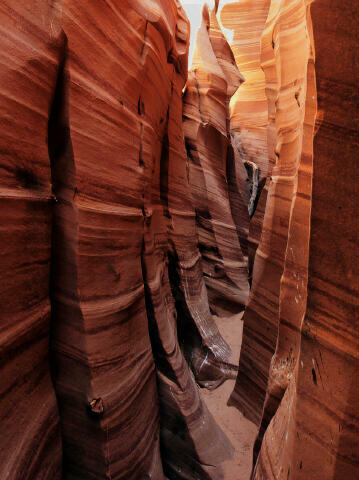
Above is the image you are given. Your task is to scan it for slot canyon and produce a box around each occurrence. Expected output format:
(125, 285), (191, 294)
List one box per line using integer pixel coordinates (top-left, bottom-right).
(0, 0), (357, 479)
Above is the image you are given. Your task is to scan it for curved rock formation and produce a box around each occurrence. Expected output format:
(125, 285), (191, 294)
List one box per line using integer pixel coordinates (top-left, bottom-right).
(226, 0), (359, 478)
(0, 2), (63, 478)
(253, 1), (359, 478)
(1, 1), (233, 478)
(230, 0), (313, 426)
(0, 0), (358, 479)
(183, 4), (249, 320)
(220, 0), (270, 183)
(220, 0), (271, 273)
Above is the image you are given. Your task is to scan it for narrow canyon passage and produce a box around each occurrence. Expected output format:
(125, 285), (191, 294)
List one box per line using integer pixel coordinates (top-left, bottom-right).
(0, 1), (357, 480)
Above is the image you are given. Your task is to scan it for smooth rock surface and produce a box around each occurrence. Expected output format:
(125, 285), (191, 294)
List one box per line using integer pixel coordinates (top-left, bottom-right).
(253, 1), (359, 478)
(0, 1), (234, 479)
(0, 1), (357, 479)
(226, 0), (359, 479)
(183, 4), (250, 319)
(0, 2), (63, 478)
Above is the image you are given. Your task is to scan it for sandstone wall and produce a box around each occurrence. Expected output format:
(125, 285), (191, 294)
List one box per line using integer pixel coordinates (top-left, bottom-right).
(224, 0), (358, 478)
(0, 1), (233, 478)
(0, 2), (63, 477)
(0, 0), (357, 479)
(183, 4), (250, 321)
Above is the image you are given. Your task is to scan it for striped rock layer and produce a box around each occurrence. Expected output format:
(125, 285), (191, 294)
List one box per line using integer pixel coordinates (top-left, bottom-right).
(0, 1), (234, 479)
(220, 0), (271, 273)
(183, 4), (250, 322)
(225, 0), (359, 478)
(0, 0), (358, 479)
(0, 2), (63, 478)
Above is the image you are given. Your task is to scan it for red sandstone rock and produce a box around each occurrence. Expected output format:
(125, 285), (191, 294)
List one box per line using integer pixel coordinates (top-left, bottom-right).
(220, 0), (271, 273)
(0, 2), (63, 478)
(0, 0), (358, 479)
(50, 1), (232, 478)
(253, 1), (359, 478)
(183, 4), (250, 320)
(230, 0), (312, 427)
(227, 0), (358, 478)
(1, 1), (233, 478)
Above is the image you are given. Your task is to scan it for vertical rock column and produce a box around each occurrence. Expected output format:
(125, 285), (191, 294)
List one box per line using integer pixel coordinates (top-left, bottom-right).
(220, 0), (271, 270)
(50, 2), (171, 478)
(0, 2), (63, 478)
(140, 2), (234, 478)
(183, 4), (250, 319)
(253, 0), (359, 478)
(230, 0), (312, 427)
(49, 1), (233, 478)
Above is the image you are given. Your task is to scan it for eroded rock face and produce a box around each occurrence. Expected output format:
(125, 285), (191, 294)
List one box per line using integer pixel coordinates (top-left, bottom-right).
(183, 4), (250, 320)
(225, 0), (358, 478)
(0, 0), (358, 479)
(0, 1), (233, 479)
(0, 2), (63, 478)
(253, 1), (359, 478)
(220, 0), (271, 273)
(230, 0), (313, 428)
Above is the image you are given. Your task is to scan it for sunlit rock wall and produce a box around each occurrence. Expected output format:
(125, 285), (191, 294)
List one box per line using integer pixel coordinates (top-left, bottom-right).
(183, 4), (250, 320)
(220, 0), (271, 271)
(253, 1), (359, 478)
(225, 0), (358, 478)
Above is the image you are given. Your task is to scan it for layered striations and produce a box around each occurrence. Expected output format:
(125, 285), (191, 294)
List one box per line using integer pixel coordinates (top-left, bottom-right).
(51, 1), (232, 479)
(231, 0), (313, 427)
(183, 4), (250, 321)
(0, 0), (358, 479)
(1, 1), (234, 479)
(252, 0), (359, 478)
(220, 0), (270, 183)
(226, 0), (358, 478)
(220, 0), (271, 272)
(0, 2), (63, 478)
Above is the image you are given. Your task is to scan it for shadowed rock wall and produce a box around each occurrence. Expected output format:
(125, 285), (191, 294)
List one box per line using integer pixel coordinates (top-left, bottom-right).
(0, 2), (63, 478)
(0, 1), (234, 479)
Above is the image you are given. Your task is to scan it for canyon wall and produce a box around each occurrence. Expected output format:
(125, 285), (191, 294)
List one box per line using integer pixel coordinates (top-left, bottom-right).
(0, 1), (234, 479)
(183, 4), (249, 320)
(0, 0), (357, 479)
(223, 0), (359, 478)
(0, 2), (63, 477)
(220, 0), (271, 273)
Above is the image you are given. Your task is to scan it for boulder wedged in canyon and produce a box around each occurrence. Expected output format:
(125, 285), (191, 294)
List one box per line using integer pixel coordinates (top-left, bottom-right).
(220, 0), (271, 273)
(183, 4), (250, 320)
(0, 2), (63, 478)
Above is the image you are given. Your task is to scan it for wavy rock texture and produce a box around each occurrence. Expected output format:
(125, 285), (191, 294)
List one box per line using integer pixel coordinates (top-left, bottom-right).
(1, 0), (358, 479)
(231, 0), (312, 427)
(226, 0), (358, 478)
(52, 1), (233, 479)
(1, 1), (233, 479)
(220, 0), (270, 183)
(183, 4), (250, 321)
(253, 1), (359, 478)
(220, 0), (271, 273)
(0, 2), (63, 478)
